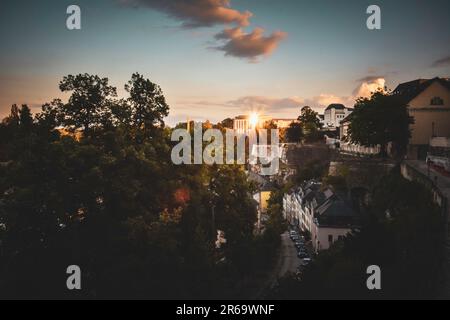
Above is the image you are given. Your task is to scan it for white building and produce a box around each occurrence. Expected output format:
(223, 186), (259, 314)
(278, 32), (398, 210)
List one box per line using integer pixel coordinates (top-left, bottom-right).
(233, 115), (272, 133)
(323, 104), (353, 129)
(283, 180), (358, 253)
(311, 197), (357, 252)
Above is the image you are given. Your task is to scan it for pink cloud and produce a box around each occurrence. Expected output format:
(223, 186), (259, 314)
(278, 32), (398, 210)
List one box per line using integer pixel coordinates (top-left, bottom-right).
(118, 0), (253, 28)
(214, 27), (287, 62)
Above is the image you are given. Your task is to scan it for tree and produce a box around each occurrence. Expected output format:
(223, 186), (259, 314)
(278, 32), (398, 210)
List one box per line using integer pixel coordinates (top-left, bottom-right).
(2, 104), (20, 127)
(125, 73), (169, 131)
(348, 91), (413, 157)
(298, 107), (321, 130)
(218, 118), (234, 130)
(59, 74), (117, 135)
(298, 106), (322, 141)
(0, 73), (267, 299)
(286, 122), (303, 143)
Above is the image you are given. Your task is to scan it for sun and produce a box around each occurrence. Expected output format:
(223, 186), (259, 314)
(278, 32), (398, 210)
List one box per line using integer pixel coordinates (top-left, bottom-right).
(249, 112), (259, 129)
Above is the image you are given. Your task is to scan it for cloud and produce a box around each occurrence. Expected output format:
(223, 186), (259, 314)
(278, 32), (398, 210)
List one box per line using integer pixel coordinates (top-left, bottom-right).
(227, 96), (303, 112)
(226, 94), (354, 115)
(356, 75), (386, 83)
(353, 77), (386, 98)
(303, 94), (354, 109)
(117, 0), (287, 62)
(213, 27), (287, 62)
(118, 0), (253, 28)
(432, 55), (450, 68)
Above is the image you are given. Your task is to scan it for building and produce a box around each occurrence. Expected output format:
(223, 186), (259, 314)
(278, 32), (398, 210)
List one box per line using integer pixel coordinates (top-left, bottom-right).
(271, 118), (298, 129)
(311, 196), (357, 252)
(233, 114), (272, 133)
(323, 104), (353, 129)
(248, 172), (275, 232)
(393, 77), (450, 159)
(283, 180), (358, 253)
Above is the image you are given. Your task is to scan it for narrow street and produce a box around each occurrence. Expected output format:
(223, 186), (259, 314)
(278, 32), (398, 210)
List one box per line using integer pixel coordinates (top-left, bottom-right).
(267, 232), (301, 290)
(254, 232), (301, 299)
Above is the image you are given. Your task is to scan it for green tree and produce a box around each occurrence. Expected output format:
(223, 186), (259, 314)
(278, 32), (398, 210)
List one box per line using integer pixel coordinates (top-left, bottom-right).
(297, 106), (322, 142)
(125, 73), (170, 131)
(0, 73), (269, 300)
(58, 74), (117, 135)
(348, 91), (413, 157)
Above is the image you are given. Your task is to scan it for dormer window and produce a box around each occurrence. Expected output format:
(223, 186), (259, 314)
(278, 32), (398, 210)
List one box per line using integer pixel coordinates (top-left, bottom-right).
(431, 97), (444, 106)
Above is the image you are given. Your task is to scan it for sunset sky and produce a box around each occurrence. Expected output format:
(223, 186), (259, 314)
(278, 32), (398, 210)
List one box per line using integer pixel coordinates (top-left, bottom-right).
(1, 0), (450, 125)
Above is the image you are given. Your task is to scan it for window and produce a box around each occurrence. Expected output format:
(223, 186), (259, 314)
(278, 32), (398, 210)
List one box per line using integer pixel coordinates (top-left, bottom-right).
(328, 235), (333, 243)
(431, 97), (444, 106)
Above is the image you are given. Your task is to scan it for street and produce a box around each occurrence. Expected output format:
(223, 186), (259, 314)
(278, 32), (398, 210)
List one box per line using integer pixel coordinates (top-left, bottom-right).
(267, 232), (301, 289)
(278, 232), (302, 278)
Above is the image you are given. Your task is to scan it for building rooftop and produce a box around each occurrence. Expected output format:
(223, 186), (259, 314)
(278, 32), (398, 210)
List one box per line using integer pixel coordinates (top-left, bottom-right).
(393, 77), (450, 104)
(315, 196), (358, 228)
(287, 179), (359, 228)
(325, 104), (347, 111)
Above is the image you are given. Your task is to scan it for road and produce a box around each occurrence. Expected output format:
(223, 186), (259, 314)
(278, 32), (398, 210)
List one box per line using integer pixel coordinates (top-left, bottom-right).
(254, 232), (301, 299)
(267, 232), (301, 289)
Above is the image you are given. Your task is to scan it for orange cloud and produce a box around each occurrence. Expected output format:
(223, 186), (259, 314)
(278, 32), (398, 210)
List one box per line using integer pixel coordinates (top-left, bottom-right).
(214, 27), (287, 62)
(353, 77), (386, 98)
(119, 0), (252, 27)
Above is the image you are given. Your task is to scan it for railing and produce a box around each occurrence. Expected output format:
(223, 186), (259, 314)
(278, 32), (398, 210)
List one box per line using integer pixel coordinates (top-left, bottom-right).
(339, 142), (381, 156)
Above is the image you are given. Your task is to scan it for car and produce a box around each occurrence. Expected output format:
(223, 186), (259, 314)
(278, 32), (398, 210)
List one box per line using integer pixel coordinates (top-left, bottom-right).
(297, 252), (309, 259)
(301, 258), (312, 266)
(295, 242), (304, 249)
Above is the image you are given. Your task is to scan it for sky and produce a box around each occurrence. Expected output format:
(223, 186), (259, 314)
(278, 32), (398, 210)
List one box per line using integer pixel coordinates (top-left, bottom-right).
(1, 0), (450, 125)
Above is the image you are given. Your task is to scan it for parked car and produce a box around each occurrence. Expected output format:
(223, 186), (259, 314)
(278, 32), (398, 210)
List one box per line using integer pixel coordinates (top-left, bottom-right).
(295, 241), (304, 248)
(301, 258), (312, 266)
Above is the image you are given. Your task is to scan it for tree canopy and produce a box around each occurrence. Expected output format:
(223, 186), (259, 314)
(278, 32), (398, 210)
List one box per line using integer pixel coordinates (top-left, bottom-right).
(348, 91), (413, 157)
(297, 106), (322, 142)
(0, 73), (270, 299)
